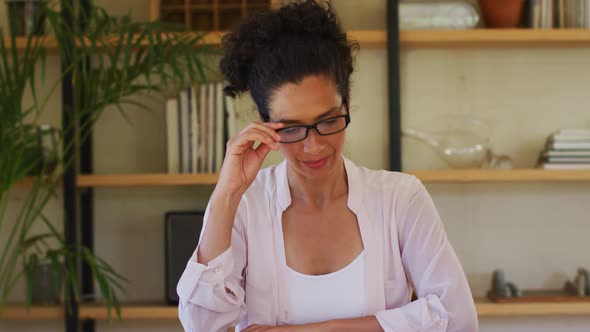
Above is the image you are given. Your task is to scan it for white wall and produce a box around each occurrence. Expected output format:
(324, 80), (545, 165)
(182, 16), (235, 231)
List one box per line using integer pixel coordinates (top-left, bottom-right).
(2, 0), (590, 331)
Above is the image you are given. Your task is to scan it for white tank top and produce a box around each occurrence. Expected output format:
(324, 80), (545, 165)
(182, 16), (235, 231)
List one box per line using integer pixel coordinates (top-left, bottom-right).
(286, 251), (366, 325)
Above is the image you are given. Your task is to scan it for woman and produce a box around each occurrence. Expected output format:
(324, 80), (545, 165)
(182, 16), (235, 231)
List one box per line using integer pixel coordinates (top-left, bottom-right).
(177, 1), (478, 331)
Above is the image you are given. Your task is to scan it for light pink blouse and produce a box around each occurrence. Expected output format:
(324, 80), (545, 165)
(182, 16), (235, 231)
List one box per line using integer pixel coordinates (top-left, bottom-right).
(177, 157), (478, 332)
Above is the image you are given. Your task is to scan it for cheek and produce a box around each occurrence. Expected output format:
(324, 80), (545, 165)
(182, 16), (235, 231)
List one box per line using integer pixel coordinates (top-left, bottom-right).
(278, 143), (299, 159)
(329, 132), (346, 150)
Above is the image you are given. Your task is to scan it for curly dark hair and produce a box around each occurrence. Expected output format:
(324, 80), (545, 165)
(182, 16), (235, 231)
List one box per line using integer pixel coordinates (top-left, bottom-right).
(219, 0), (358, 122)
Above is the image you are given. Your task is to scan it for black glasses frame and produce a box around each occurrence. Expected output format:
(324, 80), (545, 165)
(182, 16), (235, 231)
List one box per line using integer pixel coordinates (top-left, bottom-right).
(276, 113), (351, 144)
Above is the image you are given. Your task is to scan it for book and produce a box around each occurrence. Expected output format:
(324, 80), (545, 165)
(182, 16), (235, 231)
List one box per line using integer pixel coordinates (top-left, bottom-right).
(540, 163), (590, 170)
(547, 141), (590, 150)
(179, 88), (190, 173)
(207, 83), (215, 173)
(545, 156), (590, 163)
(543, 150), (590, 157)
(190, 85), (199, 174)
(165, 98), (180, 174)
(225, 95), (237, 139)
(198, 84), (207, 173)
(215, 82), (224, 172)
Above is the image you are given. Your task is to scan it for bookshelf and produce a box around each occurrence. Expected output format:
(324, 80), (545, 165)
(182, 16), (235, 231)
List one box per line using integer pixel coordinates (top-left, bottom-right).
(4, 300), (590, 320)
(7, 3), (590, 331)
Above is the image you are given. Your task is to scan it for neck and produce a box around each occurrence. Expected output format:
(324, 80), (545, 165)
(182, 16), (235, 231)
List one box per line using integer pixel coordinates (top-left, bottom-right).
(286, 157), (348, 210)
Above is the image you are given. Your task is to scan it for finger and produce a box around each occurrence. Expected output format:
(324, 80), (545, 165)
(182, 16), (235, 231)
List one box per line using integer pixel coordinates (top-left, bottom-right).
(247, 122), (283, 141)
(232, 129), (279, 151)
(254, 142), (273, 160)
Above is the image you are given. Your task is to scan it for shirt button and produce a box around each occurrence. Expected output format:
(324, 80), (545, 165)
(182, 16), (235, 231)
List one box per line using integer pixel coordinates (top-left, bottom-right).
(436, 320), (445, 329)
(214, 267), (222, 274)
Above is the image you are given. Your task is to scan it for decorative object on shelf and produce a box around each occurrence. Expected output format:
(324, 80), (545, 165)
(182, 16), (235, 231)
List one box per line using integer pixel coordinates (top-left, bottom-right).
(488, 267), (590, 302)
(399, 1), (480, 30)
(479, 0), (526, 28)
(155, 0), (272, 31)
(0, 0), (216, 318)
(564, 268), (589, 296)
(537, 128), (590, 170)
(25, 252), (62, 305)
(18, 124), (58, 176)
(402, 114), (513, 169)
(164, 211), (205, 305)
(489, 269), (522, 299)
(4, 0), (47, 36)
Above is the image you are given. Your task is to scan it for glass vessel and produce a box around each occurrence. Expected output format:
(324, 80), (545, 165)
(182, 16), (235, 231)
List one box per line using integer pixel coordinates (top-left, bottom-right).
(403, 115), (513, 169)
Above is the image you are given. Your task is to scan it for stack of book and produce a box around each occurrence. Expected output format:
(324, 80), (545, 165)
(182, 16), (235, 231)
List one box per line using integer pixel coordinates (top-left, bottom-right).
(537, 129), (590, 170)
(165, 82), (238, 174)
(529, 0), (590, 28)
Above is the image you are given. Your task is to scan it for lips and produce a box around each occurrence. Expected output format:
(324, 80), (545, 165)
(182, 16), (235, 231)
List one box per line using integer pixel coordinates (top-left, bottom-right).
(301, 156), (329, 169)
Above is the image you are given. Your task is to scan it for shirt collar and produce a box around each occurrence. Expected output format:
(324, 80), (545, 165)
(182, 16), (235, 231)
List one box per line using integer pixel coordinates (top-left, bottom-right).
(275, 155), (362, 214)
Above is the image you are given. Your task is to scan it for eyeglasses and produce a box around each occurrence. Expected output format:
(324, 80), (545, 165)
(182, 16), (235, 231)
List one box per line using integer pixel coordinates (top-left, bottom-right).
(275, 113), (351, 144)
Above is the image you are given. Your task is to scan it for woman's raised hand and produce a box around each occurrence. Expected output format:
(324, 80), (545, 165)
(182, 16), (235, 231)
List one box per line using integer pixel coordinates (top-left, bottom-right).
(216, 122), (284, 195)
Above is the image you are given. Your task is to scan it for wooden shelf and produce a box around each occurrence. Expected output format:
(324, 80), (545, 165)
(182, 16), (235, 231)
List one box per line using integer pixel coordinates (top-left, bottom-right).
(1, 304), (177, 320)
(5, 36), (60, 52)
(12, 29), (590, 52)
(1, 305), (63, 320)
(407, 169), (590, 183)
(475, 299), (590, 316)
(76, 173), (219, 188)
(161, 3), (269, 11)
(400, 29), (590, 47)
(4, 300), (590, 320)
(80, 304), (178, 320)
(5, 30), (382, 52)
(72, 169), (590, 188)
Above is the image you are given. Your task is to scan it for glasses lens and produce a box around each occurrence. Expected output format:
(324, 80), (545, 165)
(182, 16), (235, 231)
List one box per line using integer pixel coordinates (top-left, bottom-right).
(317, 116), (347, 135)
(278, 126), (307, 143)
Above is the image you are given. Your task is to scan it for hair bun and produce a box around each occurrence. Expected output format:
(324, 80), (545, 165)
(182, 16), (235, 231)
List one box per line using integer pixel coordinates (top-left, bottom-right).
(219, 1), (346, 98)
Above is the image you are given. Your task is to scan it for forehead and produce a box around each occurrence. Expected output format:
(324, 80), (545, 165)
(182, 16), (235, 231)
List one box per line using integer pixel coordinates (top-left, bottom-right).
(268, 75), (342, 122)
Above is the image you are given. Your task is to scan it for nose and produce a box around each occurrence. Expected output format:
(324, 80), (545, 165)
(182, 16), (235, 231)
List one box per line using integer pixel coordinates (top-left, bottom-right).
(303, 128), (324, 154)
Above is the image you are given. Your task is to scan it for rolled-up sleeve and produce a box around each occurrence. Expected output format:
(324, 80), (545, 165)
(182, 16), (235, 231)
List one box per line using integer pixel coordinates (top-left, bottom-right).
(177, 199), (248, 332)
(376, 179), (478, 331)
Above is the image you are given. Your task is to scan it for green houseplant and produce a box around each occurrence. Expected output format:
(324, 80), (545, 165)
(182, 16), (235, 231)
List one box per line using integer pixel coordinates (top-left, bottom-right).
(0, 0), (217, 318)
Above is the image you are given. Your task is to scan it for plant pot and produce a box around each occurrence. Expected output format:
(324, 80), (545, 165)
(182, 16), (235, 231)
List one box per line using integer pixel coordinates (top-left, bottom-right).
(479, 0), (526, 28)
(5, 0), (47, 36)
(27, 263), (63, 305)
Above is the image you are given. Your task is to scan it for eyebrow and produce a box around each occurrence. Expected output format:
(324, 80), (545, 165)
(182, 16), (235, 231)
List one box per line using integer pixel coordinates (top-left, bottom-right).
(274, 105), (342, 125)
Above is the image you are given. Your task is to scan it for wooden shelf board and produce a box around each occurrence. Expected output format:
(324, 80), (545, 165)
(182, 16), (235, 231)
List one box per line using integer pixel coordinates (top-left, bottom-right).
(79, 304), (178, 320)
(400, 29), (590, 47)
(5, 300), (590, 320)
(5, 36), (60, 52)
(475, 298), (590, 316)
(348, 30), (386, 47)
(406, 169), (590, 183)
(5, 30), (383, 52)
(161, 3), (268, 10)
(9, 29), (590, 52)
(14, 169), (590, 188)
(1, 305), (63, 320)
(76, 173), (219, 187)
